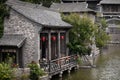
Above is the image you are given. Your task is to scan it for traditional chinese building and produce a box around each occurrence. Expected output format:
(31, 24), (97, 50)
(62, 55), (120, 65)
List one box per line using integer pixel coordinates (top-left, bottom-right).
(62, 0), (101, 10)
(0, 0), (73, 69)
(99, 0), (120, 43)
(50, 2), (96, 22)
(1, 0), (120, 78)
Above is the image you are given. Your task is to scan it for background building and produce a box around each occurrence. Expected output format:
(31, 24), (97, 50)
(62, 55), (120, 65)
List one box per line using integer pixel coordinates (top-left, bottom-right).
(99, 0), (120, 44)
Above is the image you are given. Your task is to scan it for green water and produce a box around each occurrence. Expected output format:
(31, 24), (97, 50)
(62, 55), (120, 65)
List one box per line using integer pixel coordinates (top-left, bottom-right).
(52, 45), (120, 80)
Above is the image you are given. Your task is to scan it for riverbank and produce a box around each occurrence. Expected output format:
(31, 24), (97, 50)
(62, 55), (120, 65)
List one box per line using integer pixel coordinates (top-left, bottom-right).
(58, 44), (120, 80)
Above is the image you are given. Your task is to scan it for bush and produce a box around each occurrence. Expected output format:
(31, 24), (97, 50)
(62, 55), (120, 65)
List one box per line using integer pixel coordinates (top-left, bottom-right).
(77, 55), (81, 65)
(0, 62), (14, 80)
(20, 74), (29, 80)
(28, 61), (46, 80)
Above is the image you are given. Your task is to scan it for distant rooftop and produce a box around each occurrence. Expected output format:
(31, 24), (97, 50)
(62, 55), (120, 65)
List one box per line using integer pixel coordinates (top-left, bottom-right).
(50, 2), (95, 13)
(6, 0), (72, 28)
(100, 0), (120, 4)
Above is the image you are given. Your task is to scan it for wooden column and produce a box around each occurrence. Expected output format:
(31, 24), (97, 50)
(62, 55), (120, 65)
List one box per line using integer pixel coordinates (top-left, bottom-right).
(48, 31), (51, 60)
(66, 32), (69, 56)
(58, 32), (61, 58)
(16, 48), (19, 65)
(0, 49), (1, 62)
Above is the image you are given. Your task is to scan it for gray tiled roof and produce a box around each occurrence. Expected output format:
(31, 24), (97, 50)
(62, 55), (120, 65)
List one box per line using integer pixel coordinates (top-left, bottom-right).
(50, 2), (95, 13)
(0, 34), (26, 48)
(6, 0), (72, 27)
(100, 0), (120, 4)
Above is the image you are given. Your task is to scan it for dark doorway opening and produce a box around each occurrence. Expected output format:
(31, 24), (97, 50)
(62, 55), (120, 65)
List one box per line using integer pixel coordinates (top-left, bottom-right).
(40, 33), (48, 60)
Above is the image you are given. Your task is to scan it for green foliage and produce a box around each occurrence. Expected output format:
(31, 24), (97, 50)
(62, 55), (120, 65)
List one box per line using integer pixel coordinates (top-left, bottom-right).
(95, 18), (110, 48)
(28, 61), (46, 80)
(0, 0), (8, 38)
(21, 0), (60, 7)
(62, 13), (109, 55)
(62, 13), (96, 55)
(77, 55), (81, 65)
(20, 74), (29, 80)
(0, 62), (14, 80)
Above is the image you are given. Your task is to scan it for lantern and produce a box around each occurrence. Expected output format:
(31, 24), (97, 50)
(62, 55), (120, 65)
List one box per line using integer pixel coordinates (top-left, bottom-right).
(60, 36), (64, 40)
(41, 36), (46, 42)
(52, 36), (56, 41)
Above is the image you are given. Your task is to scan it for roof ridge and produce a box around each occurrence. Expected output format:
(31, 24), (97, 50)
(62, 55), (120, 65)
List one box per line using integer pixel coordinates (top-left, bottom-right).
(52, 2), (87, 4)
(50, 1), (95, 13)
(6, 0), (59, 13)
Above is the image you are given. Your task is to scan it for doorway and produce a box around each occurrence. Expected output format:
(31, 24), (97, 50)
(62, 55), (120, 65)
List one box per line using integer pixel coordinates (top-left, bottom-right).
(40, 33), (48, 61)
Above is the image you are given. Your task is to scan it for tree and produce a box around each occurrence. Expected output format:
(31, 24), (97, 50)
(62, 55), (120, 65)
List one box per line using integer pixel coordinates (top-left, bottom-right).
(62, 13), (97, 56)
(0, 0), (8, 38)
(21, 0), (61, 7)
(95, 18), (110, 50)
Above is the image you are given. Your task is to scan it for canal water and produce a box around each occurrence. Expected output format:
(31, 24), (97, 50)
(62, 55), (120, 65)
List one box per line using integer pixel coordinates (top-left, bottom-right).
(52, 44), (120, 80)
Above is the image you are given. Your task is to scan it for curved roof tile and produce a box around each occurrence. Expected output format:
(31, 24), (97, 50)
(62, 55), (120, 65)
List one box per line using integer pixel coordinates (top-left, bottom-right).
(6, 0), (72, 28)
(50, 2), (95, 13)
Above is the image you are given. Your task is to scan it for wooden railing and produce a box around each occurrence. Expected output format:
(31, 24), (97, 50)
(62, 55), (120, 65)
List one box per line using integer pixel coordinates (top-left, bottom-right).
(40, 55), (77, 76)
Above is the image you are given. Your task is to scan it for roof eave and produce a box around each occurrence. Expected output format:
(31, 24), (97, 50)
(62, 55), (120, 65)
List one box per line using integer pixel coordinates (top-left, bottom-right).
(17, 37), (26, 48)
(100, 3), (120, 5)
(60, 10), (96, 14)
(43, 24), (72, 28)
(0, 45), (18, 47)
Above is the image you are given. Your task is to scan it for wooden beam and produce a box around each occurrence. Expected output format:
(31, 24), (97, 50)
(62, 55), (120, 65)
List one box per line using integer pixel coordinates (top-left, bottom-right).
(66, 32), (69, 56)
(16, 48), (19, 65)
(58, 32), (61, 58)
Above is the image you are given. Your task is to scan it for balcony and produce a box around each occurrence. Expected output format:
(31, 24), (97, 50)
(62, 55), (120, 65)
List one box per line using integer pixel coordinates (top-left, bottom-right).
(40, 55), (77, 77)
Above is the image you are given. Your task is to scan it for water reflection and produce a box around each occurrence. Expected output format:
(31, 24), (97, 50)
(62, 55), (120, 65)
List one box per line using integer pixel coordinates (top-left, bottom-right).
(52, 44), (120, 80)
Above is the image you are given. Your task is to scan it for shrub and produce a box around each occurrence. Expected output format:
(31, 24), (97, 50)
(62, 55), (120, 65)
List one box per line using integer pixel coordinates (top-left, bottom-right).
(28, 61), (46, 80)
(20, 74), (29, 80)
(0, 62), (14, 80)
(77, 55), (81, 65)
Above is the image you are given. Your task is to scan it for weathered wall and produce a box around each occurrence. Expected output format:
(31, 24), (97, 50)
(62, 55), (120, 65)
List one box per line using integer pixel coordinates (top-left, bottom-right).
(4, 9), (42, 67)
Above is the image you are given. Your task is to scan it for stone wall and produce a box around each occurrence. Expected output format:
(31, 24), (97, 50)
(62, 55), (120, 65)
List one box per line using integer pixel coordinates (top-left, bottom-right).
(4, 9), (42, 67)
